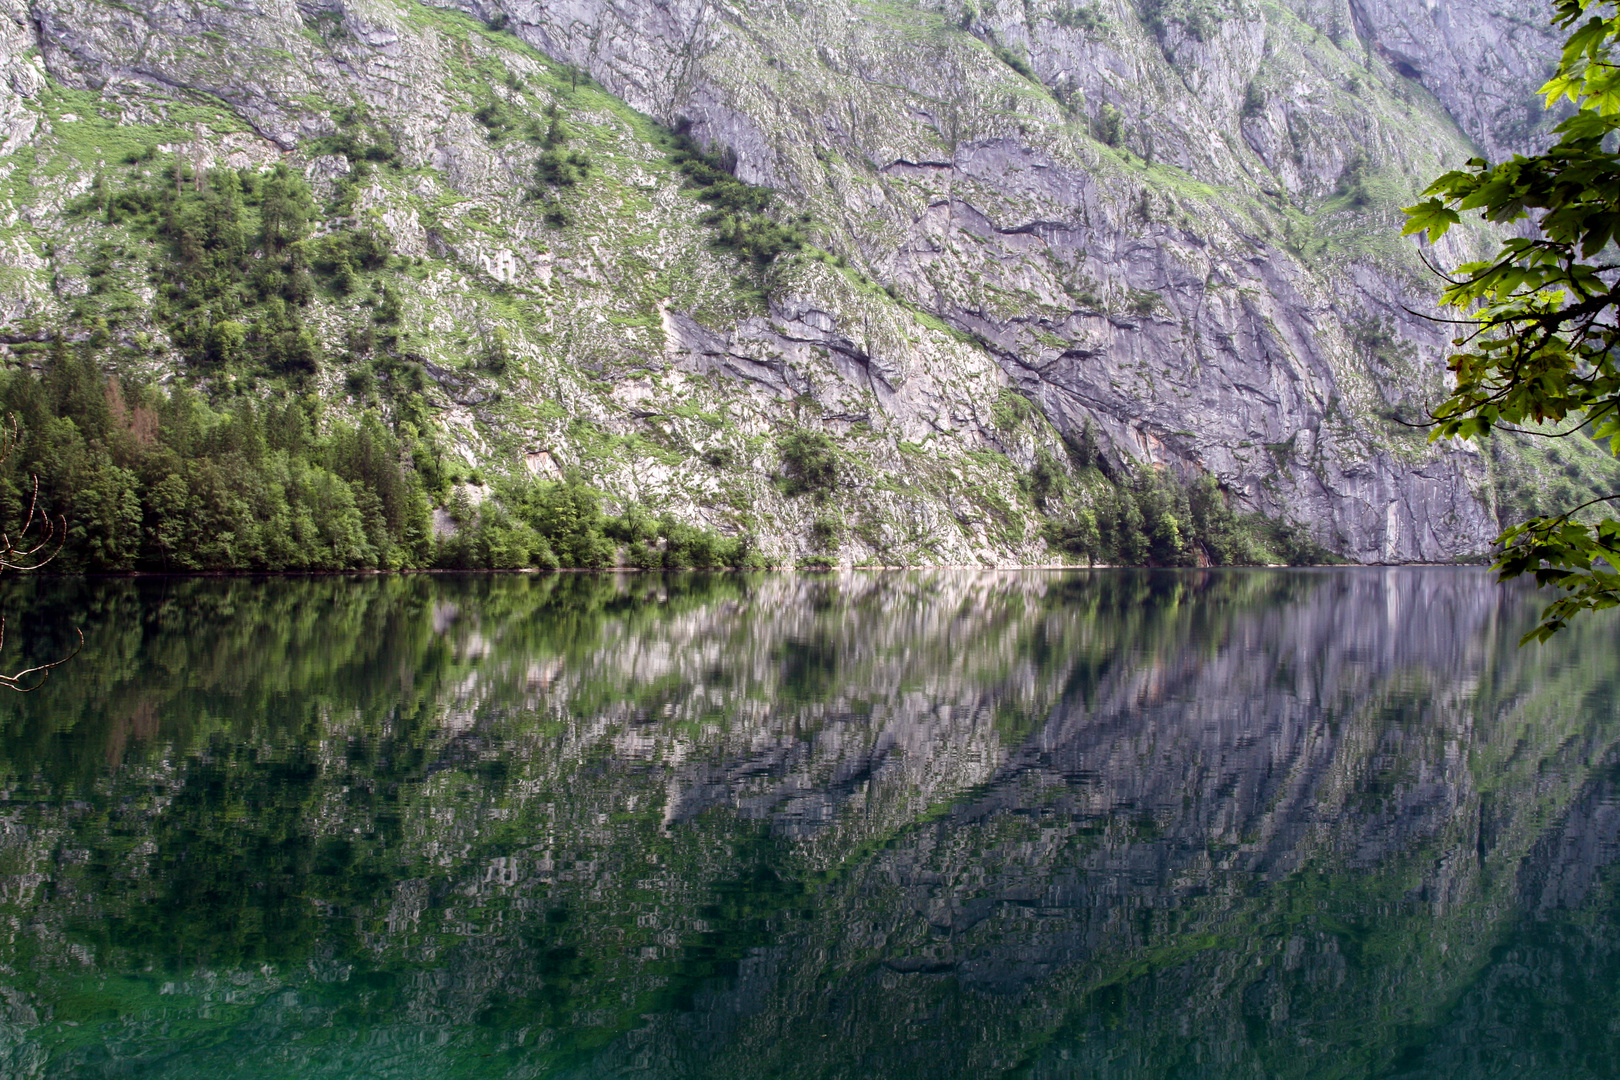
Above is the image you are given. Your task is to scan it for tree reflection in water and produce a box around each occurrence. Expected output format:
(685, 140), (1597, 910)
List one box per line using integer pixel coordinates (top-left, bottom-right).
(0, 568), (1613, 1079)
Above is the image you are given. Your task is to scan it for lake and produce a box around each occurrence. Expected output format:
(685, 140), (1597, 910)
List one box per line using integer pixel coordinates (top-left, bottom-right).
(0, 568), (1614, 1079)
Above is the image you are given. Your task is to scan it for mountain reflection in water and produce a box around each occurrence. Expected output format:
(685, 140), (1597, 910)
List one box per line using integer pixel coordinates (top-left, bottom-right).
(0, 568), (1614, 1079)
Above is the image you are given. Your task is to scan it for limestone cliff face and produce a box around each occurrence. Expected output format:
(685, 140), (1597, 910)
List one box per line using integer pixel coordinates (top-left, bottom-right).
(0, 0), (1596, 563)
(469, 0), (1565, 561)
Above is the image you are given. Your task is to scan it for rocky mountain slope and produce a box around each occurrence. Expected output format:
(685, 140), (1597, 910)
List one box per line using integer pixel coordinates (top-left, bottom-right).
(0, 0), (1611, 565)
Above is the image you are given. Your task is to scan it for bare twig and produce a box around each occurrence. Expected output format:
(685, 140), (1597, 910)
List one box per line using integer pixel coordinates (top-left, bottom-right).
(0, 413), (79, 690)
(0, 620), (81, 692)
(0, 474), (67, 571)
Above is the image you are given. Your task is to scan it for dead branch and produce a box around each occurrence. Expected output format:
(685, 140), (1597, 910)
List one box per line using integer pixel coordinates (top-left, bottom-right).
(0, 474), (67, 572)
(0, 620), (81, 692)
(0, 413), (79, 690)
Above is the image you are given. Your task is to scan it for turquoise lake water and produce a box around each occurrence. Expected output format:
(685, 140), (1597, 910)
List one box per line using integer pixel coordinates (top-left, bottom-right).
(0, 568), (1614, 1078)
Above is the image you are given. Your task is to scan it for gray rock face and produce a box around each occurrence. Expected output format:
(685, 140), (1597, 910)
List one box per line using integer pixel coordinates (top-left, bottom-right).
(0, 0), (1591, 563)
(458, 0), (1556, 560)
(1345, 0), (1565, 157)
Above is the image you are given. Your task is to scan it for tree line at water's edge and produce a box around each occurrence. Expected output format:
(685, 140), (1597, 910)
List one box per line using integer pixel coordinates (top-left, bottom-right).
(9, 149), (749, 572)
(0, 343), (760, 573)
(0, 342), (1337, 572)
(8, 296), (1327, 575)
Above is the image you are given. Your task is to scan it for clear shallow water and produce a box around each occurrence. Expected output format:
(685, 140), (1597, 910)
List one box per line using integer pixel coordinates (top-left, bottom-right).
(0, 568), (1614, 1079)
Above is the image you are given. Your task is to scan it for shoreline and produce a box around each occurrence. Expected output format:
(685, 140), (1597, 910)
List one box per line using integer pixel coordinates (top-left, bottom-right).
(5, 562), (1496, 580)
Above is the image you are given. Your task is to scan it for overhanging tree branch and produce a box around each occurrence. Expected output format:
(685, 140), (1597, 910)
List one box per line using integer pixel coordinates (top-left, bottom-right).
(1402, 0), (1620, 642)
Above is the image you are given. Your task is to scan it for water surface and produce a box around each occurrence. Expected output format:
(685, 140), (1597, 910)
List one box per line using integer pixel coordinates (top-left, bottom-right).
(0, 569), (1615, 1078)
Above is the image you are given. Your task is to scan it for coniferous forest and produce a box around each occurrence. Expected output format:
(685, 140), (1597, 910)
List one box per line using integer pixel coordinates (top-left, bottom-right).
(3, 158), (766, 572)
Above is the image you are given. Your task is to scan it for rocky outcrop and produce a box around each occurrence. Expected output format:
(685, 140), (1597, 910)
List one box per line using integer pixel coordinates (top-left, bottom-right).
(0, 0), (1600, 563)
(1344, 0), (1565, 157)
(434, 0), (1564, 560)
